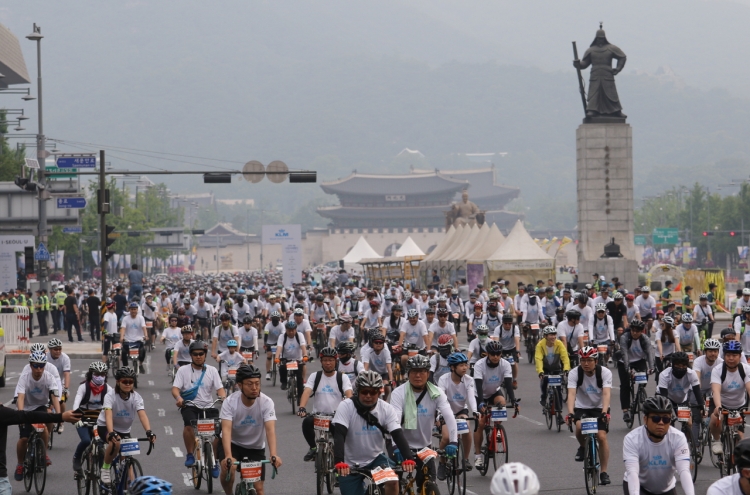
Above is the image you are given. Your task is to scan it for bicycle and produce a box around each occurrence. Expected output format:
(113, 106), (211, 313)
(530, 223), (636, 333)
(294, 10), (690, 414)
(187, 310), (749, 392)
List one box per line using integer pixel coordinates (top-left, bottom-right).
(477, 404), (515, 476)
(717, 408), (750, 477)
(698, 394), (716, 467)
(124, 342), (141, 377)
(542, 373), (564, 432)
(167, 350), (177, 385)
(442, 417), (474, 495)
(568, 415), (601, 495)
(523, 324), (539, 364)
(226, 458), (277, 495)
(269, 345), (278, 387)
(22, 422), (48, 495)
(625, 370), (650, 429)
(106, 336), (121, 377)
(221, 362), (239, 393)
(311, 414), (335, 495)
(74, 411), (103, 495)
(595, 344), (610, 368)
(400, 448), (440, 495)
(283, 359), (301, 414)
(672, 403), (698, 481)
(102, 437), (154, 495)
(346, 464), (399, 495)
(184, 398), (223, 493)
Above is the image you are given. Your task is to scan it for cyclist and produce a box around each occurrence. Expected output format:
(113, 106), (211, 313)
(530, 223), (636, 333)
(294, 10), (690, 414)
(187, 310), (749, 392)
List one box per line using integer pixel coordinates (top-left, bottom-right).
(332, 370), (415, 495)
(274, 320), (308, 396)
(706, 437), (750, 494)
(558, 309), (584, 367)
(160, 314), (182, 367)
(437, 352), (477, 474)
(637, 286), (657, 333)
(467, 324), (491, 370)
(298, 347), (353, 461)
(655, 316), (680, 381)
(362, 332), (395, 398)
(212, 312), (240, 361)
(430, 334), (454, 385)
(397, 308), (430, 369)
(218, 364), (282, 495)
(218, 340), (247, 386)
(173, 325), (195, 368)
(194, 296), (215, 341)
(263, 311), (285, 381)
(617, 319), (654, 424)
(473, 340), (517, 469)
(102, 299), (119, 367)
(675, 313), (701, 358)
(141, 293), (158, 349)
(490, 463), (540, 495)
(484, 302), (502, 338)
(692, 338), (722, 415)
(606, 292), (628, 335)
(173, 340), (226, 475)
(120, 302), (148, 374)
(535, 325), (570, 407)
(72, 361), (109, 473)
(656, 351), (702, 436)
(521, 289), (547, 329)
(710, 340), (750, 454)
(430, 307), (458, 351)
(14, 352), (60, 478)
(622, 395), (695, 495)
(46, 338), (71, 432)
(336, 341), (364, 384)
(736, 305), (750, 341)
(692, 294), (714, 338)
(494, 313), (521, 387)
(566, 346), (612, 486)
(591, 303), (614, 355)
(291, 308), (315, 358)
(97, 366), (156, 485)
(329, 314), (356, 348)
(237, 316), (259, 360)
(129, 476), (173, 495)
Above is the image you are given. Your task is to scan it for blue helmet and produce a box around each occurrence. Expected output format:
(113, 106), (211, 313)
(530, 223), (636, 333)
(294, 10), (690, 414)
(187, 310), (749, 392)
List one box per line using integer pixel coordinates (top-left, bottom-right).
(447, 352), (468, 366)
(285, 320), (297, 329)
(129, 476), (173, 495)
(227, 340), (238, 347)
(724, 340), (743, 354)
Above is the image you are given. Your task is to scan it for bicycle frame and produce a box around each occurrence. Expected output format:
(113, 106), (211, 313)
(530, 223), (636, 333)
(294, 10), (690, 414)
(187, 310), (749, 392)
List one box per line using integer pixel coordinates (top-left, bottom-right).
(227, 458), (277, 495)
(183, 398), (223, 491)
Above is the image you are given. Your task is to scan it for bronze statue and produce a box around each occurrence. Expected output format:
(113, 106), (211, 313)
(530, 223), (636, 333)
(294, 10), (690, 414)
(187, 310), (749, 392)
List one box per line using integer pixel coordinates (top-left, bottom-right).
(573, 24), (627, 121)
(445, 190), (480, 229)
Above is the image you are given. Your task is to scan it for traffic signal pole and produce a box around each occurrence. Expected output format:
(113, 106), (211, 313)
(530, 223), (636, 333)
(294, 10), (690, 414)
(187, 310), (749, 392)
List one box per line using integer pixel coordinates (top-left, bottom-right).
(99, 150), (107, 328)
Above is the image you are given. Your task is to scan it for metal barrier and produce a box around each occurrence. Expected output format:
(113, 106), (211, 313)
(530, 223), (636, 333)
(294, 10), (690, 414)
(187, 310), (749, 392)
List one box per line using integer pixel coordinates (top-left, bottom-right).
(0, 306), (31, 350)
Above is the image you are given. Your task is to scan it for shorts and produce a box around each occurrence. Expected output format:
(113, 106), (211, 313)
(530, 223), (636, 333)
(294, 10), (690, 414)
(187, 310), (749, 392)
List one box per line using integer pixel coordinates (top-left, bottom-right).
(483, 391), (504, 405)
(338, 453), (394, 495)
(215, 444), (267, 481)
(181, 406), (219, 428)
(240, 346), (255, 354)
(197, 318), (209, 328)
(501, 349), (519, 363)
(19, 406), (49, 438)
(95, 426), (131, 442)
(573, 408), (609, 432)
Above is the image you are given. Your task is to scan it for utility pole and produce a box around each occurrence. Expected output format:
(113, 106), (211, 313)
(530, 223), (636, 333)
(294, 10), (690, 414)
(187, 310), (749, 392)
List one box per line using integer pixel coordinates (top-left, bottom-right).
(99, 150), (107, 329)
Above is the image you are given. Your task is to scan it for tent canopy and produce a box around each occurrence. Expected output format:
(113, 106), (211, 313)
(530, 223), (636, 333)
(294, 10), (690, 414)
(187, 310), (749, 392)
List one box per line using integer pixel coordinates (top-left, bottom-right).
(467, 224), (506, 262)
(342, 236), (382, 264)
(485, 220), (554, 287)
(396, 236), (425, 257)
(422, 226), (456, 262)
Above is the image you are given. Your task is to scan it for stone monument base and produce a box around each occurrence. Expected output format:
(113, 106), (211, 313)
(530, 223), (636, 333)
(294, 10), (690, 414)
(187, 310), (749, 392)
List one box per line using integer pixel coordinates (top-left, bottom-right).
(578, 258), (639, 291)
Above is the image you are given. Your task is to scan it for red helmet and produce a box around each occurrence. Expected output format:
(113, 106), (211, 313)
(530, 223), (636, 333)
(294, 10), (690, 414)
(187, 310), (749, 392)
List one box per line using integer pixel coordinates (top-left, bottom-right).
(369, 300), (380, 307)
(578, 346), (599, 359)
(474, 302), (483, 309)
(437, 334), (453, 346)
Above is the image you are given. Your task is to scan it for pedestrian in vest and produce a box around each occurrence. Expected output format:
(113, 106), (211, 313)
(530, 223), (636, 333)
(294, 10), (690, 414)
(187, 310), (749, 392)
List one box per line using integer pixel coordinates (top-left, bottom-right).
(35, 290), (49, 337)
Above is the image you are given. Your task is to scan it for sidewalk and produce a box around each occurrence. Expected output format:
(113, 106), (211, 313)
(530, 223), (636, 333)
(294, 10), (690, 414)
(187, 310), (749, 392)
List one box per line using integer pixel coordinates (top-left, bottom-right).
(7, 331), (104, 359)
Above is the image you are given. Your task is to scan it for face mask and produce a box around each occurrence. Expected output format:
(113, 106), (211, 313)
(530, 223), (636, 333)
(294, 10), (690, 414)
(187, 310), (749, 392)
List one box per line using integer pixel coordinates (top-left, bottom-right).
(478, 335), (488, 342)
(91, 375), (106, 386)
(340, 356), (351, 364)
(528, 297), (537, 306)
(672, 368), (687, 379)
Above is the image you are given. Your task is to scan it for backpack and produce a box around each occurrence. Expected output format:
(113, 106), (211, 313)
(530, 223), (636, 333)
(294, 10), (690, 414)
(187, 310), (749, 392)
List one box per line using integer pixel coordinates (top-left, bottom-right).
(576, 365), (603, 390)
(282, 332), (301, 348)
(336, 359), (360, 375)
(626, 332), (649, 351)
(311, 370), (345, 398)
(720, 362), (747, 383)
(80, 382), (110, 408)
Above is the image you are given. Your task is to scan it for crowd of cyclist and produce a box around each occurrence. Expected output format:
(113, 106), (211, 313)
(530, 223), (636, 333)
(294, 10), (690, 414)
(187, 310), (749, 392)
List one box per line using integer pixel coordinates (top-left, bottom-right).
(13, 272), (750, 495)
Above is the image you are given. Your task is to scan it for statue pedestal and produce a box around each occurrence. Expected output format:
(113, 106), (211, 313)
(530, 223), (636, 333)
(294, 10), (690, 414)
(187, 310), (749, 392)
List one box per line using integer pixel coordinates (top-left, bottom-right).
(576, 123), (639, 289)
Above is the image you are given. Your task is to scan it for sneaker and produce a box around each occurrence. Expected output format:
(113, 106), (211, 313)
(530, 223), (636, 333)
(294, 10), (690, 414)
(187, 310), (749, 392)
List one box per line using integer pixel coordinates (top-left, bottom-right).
(139, 364), (145, 374)
(281, 383), (288, 391)
(211, 463), (219, 479)
(185, 453), (196, 467)
(512, 380), (518, 390)
(265, 373), (271, 381)
(14, 464), (23, 481)
(73, 457), (82, 472)
(462, 459), (473, 472)
(437, 462), (446, 481)
(304, 448), (317, 462)
(575, 446), (585, 462)
(623, 411), (632, 423)
(474, 455), (484, 468)
(100, 468), (111, 484)
(45, 455), (51, 466)
(712, 440), (723, 455)
(57, 423), (64, 433)
(600, 472), (611, 485)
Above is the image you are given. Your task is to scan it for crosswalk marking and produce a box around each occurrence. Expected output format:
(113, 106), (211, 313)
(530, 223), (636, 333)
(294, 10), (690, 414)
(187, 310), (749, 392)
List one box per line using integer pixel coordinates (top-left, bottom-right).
(182, 473), (192, 486)
(164, 425), (173, 435)
(153, 393), (160, 400)
(172, 446), (184, 457)
(158, 408), (166, 417)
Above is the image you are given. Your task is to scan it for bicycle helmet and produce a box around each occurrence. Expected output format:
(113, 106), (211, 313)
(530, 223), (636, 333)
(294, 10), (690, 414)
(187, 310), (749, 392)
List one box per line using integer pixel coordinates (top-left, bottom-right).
(661, 316), (674, 327)
(315, 294), (325, 302)
(542, 325), (557, 336)
(181, 325), (194, 334)
(681, 313), (693, 323)
(594, 303), (607, 312)
(490, 462), (540, 495)
(293, 308), (305, 316)
(501, 313), (514, 323)
(129, 476), (173, 495)
(115, 366), (137, 379)
(235, 364), (262, 382)
(189, 341), (208, 353)
(339, 314), (353, 323)
(703, 338), (721, 350)
(744, 306), (750, 313)
(128, 302), (139, 309)
(89, 361), (108, 373)
(219, 312), (231, 321)
(475, 324), (490, 335)
(447, 352), (469, 366)
(643, 395), (673, 415)
(355, 370), (384, 390)
(578, 346), (599, 359)
(337, 341), (356, 356)
(30, 343), (46, 353)
(670, 352), (690, 366)
(226, 339), (238, 347)
(270, 311), (281, 319)
(699, 293), (708, 300)
(641, 286), (651, 293)
(474, 302), (483, 309)
(744, 288), (750, 296)
(613, 292), (624, 300)
(437, 308), (449, 316)
(369, 300), (380, 307)
(29, 351), (47, 364)
(168, 313), (179, 322)
(391, 304), (403, 312)
(565, 309), (581, 320)
(485, 340), (503, 355)
(242, 316), (253, 324)
(629, 320), (646, 331)
(721, 327), (737, 339)
(406, 354), (431, 371)
(576, 293), (588, 304)
(47, 338), (63, 349)
(487, 303), (499, 312)
(734, 438), (750, 469)
(285, 320), (297, 330)
(724, 340), (743, 354)
(406, 309), (419, 319)
(369, 331), (386, 343)
(319, 347), (338, 358)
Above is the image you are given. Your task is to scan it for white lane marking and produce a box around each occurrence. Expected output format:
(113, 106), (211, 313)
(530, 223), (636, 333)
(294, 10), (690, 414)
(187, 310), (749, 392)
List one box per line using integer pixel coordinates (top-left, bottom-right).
(73, 370), (79, 373)
(570, 436), (577, 439)
(182, 473), (192, 486)
(466, 490), (479, 495)
(164, 426), (173, 435)
(153, 393), (160, 400)
(148, 380), (154, 386)
(158, 409), (166, 417)
(517, 414), (544, 426)
(612, 386), (620, 391)
(172, 447), (184, 457)
(3, 399), (13, 407)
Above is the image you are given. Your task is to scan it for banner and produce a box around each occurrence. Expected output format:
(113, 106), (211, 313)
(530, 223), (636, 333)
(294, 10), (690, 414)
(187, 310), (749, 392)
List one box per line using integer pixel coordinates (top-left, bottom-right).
(739, 246), (749, 260)
(689, 247), (698, 260)
(262, 224), (302, 287)
(672, 247), (683, 259)
(466, 263), (484, 291)
(660, 249), (671, 261)
(56, 250), (64, 271)
(282, 243), (301, 286)
(125, 254), (131, 269)
(0, 252), (17, 291)
(487, 259), (554, 271)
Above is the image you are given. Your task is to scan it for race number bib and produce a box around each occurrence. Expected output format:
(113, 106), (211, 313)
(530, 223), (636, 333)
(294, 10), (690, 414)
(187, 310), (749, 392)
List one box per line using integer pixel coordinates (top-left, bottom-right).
(240, 461), (262, 482)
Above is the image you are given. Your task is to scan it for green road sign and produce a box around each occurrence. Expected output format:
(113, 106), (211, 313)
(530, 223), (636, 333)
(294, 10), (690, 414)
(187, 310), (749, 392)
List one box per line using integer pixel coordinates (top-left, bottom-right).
(634, 235), (647, 246)
(652, 228), (679, 245)
(46, 165), (77, 180)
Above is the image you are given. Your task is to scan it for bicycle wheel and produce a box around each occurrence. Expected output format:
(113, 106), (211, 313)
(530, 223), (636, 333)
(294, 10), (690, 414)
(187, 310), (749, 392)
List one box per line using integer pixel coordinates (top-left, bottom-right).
(316, 447), (326, 495)
(121, 458), (143, 494)
(84, 447), (100, 495)
(457, 440), (467, 495)
(478, 445), (489, 477)
(47, 426), (54, 451)
(271, 362), (277, 387)
(445, 454), (456, 495)
(583, 436), (598, 495)
(289, 377), (297, 414)
(682, 425), (698, 482)
(496, 425), (509, 465)
(635, 388), (647, 426)
(24, 436), (34, 492)
(192, 443), (203, 490)
(544, 396), (552, 430)
(526, 342), (534, 365)
(325, 444), (334, 494)
(33, 436), (47, 495)
(720, 430), (733, 477)
(204, 441), (214, 494)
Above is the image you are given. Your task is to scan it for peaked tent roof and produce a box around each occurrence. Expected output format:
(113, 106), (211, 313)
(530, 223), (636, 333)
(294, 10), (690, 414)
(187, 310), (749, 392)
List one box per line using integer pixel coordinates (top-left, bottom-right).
(459, 223), (491, 261)
(486, 220), (553, 261)
(321, 171), (468, 196)
(467, 224), (506, 261)
(444, 224), (480, 263)
(342, 236), (382, 264)
(396, 236), (425, 257)
(422, 226), (456, 262)
(433, 224), (468, 262)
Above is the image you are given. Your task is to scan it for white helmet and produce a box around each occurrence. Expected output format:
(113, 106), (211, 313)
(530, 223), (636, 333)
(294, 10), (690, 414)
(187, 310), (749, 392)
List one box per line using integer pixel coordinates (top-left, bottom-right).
(595, 303), (607, 312)
(491, 463), (540, 495)
(743, 288), (750, 296)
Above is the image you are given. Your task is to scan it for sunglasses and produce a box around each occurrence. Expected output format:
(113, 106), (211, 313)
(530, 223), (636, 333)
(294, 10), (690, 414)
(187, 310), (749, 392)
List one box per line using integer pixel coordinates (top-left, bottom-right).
(358, 388), (381, 397)
(119, 380), (135, 386)
(191, 352), (206, 357)
(488, 352), (502, 357)
(648, 415), (671, 424)
(30, 363), (45, 369)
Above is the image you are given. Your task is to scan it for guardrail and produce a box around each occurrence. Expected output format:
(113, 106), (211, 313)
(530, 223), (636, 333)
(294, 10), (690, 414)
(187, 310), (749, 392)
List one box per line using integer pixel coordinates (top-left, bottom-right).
(0, 306), (31, 350)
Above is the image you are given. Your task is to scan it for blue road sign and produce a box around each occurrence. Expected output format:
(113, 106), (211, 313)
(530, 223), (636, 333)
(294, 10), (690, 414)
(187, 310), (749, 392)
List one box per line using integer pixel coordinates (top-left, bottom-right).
(56, 156), (96, 168)
(56, 197), (87, 209)
(35, 242), (50, 261)
(63, 226), (83, 234)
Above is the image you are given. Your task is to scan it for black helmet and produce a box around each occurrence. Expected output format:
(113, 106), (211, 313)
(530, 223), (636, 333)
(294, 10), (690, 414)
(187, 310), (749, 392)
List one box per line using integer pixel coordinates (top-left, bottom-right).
(181, 325), (194, 334)
(501, 313), (514, 323)
(235, 364), (262, 382)
(643, 396), (673, 415)
(337, 341), (356, 356)
(576, 293), (588, 304)
(319, 347), (338, 358)
(168, 313), (178, 321)
(242, 316), (253, 324)
(721, 327), (737, 339)
(734, 438), (750, 469)
(219, 313), (231, 321)
(630, 320), (646, 331)
(670, 352), (690, 366)
(189, 341), (208, 353)
(565, 309), (581, 320)
(115, 367), (137, 379)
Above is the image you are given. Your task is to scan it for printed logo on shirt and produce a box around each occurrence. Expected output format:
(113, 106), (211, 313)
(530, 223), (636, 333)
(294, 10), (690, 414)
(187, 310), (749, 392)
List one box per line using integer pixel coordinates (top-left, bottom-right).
(115, 409), (130, 418)
(584, 385), (599, 394)
(320, 384), (335, 394)
(29, 386), (44, 395)
(354, 424), (380, 436)
(452, 392), (465, 402)
(671, 383), (684, 393)
(648, 455), (668, 468)
(239, 415), (258, 426)
(728, 381), (743, 390)
(417, 404), (429, 416)
(487, 374), (500, 383)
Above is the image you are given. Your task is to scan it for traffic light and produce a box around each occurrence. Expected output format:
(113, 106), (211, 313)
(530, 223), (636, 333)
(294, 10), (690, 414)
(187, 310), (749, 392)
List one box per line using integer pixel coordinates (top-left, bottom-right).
(105, 225), (117, 260)
(702, 231), (714, 236)
(730, 231), (737, 236)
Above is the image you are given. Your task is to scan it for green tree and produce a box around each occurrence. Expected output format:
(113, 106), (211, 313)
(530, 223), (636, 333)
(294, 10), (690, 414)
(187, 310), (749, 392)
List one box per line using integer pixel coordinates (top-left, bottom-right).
(0, 111), (25, 182)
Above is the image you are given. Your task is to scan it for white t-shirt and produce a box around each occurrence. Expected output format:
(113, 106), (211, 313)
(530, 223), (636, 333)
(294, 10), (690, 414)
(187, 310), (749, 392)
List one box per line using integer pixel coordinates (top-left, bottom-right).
(15, 363), (61, 398)
(73, 382), (108, 410)
(558, 321), (584, 352)
(362, 347), (391, 375)
(96, 389), (145, 434)
(162, 326), (182, 349)
(390, 384), (456, 448)
(692, 355), (722, 392)
(654, 329), (677, 357)
(237, 325), (258, 349)
(304, 371), (352, 414)
(213, 324), (240, 354)
(437, 373), (477, 414)
(657, 367), (700, 404)
(173, 364), (224, 409)
(428, 321), (456, 342)
(332, 398), (401, 466)
(264, 321), (285, 347)
(329, 325), (355, 346)
(493, 324), (520, 351)
(622, 425), (691, 494)
(473, 357), (512, 400)
(692, 304), (713, 325)
(637, 296), (657, 318)
(220, 392), (276, 449)
(103, 311), (118, 336)
(711, 363), (750, 409)
(400, 320), (428, 350)
(467, 338), (489, 364)
(567, 365), (613, 409)
(337, 358), (365, 384)
(121, 314), (146, 342)
(174, 339), (194, 364)
(218, 351), (245, 377)
(707, 473), (743, 495)
(430, 354), (450, 384)
(17, 370), (59, 410)
(277, 332), (306, 361)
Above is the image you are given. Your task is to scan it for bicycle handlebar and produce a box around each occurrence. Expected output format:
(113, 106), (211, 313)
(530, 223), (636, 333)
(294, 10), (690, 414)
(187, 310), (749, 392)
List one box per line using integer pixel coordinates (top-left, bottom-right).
(181, 398), (224, 410)
(225, 457), (278, 481)
(107, 436), (155, 457)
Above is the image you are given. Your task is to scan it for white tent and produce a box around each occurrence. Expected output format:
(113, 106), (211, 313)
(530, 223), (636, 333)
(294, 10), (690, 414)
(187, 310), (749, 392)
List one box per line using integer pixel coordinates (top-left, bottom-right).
(485, 220), (554, 286)
(396, 236), (425, 257)
(466, 223), (505, 262)
(342, 236), (382, 268)
(422, 226), (457, 263)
